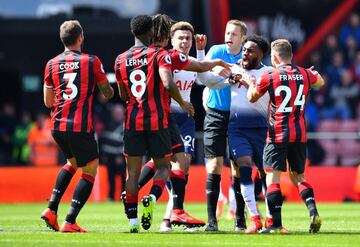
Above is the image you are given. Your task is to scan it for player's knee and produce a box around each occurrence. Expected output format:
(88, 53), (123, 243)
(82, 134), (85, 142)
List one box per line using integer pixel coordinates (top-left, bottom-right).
(206, 162), (222, 174)
(171, 152), (189, 171)
(290, 172), (305, 184)
(235, 157), (252, 168)
(81, 159), (98, 177)
(67, 157), (78, 169)
(170, 160), (181, 170)
(266, 170), (281, 184)
(157, 164), (170, 174)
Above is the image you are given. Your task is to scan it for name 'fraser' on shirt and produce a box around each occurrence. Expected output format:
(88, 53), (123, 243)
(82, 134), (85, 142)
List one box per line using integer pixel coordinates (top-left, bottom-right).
(280, 74), (303, 81)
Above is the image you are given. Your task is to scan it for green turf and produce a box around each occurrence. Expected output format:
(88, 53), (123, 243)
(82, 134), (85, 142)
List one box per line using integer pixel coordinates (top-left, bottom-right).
(0, 202), (359, 246)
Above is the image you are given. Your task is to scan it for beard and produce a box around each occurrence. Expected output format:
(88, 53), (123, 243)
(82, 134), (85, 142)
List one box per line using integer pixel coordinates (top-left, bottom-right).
(242, 58), (258, 70)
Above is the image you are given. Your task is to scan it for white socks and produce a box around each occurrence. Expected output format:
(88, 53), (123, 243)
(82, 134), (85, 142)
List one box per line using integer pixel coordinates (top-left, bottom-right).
(149, 194), (157, 204)
(228, 185), (236, 211)
(240, 183), (259, 217)
(129, 218), (139, 226)
(163, 190), (173, 219)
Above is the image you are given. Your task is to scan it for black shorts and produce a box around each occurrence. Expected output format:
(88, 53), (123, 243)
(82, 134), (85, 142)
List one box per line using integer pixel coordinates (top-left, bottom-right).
(203, 107), (230, 158)
(123, 128), (172, 158)
(169, 114), (185, 154)
(263, 142), (306, 173)
(51, 130), (99, 167)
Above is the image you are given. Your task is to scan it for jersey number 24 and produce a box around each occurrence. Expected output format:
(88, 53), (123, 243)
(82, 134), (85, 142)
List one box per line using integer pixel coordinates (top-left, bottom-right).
(275, 84), (305, 113)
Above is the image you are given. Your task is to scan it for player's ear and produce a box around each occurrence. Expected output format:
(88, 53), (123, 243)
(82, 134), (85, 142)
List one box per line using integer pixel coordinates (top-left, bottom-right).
(241, 35), (247, 44)
(259, 52), (264, 60)
(273, 54), (280, 65)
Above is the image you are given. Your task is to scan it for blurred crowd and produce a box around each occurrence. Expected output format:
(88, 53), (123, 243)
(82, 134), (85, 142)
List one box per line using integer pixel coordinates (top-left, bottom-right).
(304, 13), (360, 166)
(305, 13), (360, 124)
(0, 13), (359, 167)
(0, 98), (126, 168)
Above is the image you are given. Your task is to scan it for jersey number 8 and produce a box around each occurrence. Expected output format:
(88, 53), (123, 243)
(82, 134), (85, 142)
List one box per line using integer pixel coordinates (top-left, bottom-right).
(130, 69), (147, 98)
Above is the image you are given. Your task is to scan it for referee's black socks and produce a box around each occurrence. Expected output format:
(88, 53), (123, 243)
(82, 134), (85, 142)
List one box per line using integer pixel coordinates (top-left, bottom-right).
(206, 173), (221, 222)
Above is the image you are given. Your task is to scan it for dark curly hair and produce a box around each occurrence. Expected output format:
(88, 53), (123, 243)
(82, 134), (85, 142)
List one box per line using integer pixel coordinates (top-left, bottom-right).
(244, 35), (270, 55)
(152, 14), (176, 43)
(130, 15), (153, 37)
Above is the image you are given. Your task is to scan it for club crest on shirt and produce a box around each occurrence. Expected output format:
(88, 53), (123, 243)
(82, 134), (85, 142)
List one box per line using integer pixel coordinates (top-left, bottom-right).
(165, 54), (172, 64)
(179, 53), (187, 62)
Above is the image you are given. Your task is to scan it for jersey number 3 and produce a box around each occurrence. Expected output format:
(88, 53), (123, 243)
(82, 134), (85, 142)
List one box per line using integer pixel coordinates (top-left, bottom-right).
(275, 84), (305, 113)
(63, 72), (78, 100)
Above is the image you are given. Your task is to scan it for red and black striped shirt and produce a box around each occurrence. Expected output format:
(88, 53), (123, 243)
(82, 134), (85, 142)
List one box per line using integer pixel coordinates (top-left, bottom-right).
(166, 49), (191, 108)
(114, 45), (172, 131)
(256, 64), (319, 143)
(44, 50), (108, 133)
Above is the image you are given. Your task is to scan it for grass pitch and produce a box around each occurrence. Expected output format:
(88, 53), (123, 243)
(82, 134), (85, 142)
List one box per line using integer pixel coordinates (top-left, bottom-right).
(0, 202), (359, 246)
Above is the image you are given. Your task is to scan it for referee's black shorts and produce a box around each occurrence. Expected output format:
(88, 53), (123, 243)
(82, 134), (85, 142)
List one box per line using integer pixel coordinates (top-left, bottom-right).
(203, 107), (230, 158)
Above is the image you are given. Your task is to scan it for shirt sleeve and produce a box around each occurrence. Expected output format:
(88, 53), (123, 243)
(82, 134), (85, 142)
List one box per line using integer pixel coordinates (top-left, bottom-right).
(43, 61), (53, 89)
(197, 71), (229, 89)
(93, 56), (108, 85)
(306, 68), (321, 86)
(156, 49), (172, 71)
(114, 55), (123, 85)
(256, 72), (271, 95)
(171, 50), (190, 70)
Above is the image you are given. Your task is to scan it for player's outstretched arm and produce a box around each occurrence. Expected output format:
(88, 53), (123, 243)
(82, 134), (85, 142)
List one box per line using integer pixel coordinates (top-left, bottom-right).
(97, 81), (114, 100)
(197, 71), (231, 89)
(184, 58), (231, 73)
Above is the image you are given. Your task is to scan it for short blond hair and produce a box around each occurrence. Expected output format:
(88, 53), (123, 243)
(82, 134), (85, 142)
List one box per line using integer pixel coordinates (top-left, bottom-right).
(271, 39), (293, 60)
(170, 21), (194, 38)
(227, 19), (247, 36)
(59, 20), (83, 46)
